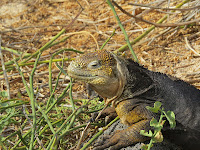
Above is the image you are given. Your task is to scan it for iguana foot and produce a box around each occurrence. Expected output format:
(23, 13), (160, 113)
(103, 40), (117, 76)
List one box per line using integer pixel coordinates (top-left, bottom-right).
(91, 107), (117, 124)
(94, 119), (150, 150)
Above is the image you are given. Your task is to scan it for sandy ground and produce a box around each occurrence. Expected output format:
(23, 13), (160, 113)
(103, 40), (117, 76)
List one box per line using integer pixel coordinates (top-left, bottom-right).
(1, 0), (199, 90)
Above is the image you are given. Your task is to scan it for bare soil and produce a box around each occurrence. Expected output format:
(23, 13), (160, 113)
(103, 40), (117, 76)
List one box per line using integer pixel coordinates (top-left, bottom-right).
(1, 0), (199, 89)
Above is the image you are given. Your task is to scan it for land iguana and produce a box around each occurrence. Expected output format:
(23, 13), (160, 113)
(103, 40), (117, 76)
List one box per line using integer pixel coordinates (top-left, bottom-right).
(67, 50), (200, 150)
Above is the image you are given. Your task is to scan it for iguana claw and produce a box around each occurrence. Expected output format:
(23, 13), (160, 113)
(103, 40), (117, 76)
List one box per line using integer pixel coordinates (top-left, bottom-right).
(91, 107), (117, 124)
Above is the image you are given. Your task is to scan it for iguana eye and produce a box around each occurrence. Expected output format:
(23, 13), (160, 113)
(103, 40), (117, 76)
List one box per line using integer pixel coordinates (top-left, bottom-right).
(88, 60), (101, 69)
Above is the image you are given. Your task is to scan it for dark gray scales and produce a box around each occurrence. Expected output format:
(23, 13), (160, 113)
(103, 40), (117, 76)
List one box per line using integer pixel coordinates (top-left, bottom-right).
(68, 50), (200, 150)
(96, 59), (200, 149)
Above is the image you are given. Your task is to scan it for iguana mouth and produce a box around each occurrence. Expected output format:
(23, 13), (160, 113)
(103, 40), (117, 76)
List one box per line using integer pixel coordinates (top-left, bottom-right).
(68, 69), (109, 79)
(68, 72), (98, 80)
(74, 73), (97, 78)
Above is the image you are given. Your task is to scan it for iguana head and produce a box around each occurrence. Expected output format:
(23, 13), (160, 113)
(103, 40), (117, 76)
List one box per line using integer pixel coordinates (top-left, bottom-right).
(67, 50), (127, 104)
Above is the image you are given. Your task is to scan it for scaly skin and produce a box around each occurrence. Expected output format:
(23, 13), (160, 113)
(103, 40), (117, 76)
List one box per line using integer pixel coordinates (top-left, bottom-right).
(67, 50), (200, 150)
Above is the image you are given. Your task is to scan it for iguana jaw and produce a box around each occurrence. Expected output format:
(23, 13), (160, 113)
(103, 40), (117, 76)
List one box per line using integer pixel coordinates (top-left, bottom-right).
(68, 62), (121, 98)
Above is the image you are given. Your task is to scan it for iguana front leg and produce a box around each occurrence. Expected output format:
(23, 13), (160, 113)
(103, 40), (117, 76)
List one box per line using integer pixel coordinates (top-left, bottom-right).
(94, 100), (154, 150)
(94, 119), (151, 150)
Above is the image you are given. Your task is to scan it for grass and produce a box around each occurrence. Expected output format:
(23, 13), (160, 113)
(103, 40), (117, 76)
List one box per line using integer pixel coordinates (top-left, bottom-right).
(0, 28), (105, 149)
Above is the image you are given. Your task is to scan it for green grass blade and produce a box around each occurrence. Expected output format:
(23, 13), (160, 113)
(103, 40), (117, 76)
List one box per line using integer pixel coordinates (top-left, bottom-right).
(107, 0), (138, 62)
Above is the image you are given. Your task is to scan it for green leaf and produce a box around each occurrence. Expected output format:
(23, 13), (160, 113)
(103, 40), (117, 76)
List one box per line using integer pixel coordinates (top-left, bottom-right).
(150, 118), (160, 128)
(150, 118), (165, 129)
(141, 144), (148, 150)
(140, 130), (153, 137)
(146, 101), (162, 113)
(0, 91), (8, 98)
(164, 111), (176, 128)
(141, 143), (153, 150)
(150, 118), (158, 127)
(152, 131), (163, 143)
(154, 101), (162, 108)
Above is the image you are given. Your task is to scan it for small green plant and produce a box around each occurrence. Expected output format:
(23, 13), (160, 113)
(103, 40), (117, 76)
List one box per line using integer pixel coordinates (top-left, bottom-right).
(0, 91), (8, 98)
(140, 101), (176, 150)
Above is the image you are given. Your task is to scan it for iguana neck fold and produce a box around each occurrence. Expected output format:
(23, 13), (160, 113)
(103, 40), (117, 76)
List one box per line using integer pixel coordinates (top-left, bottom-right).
(105, 53), (127, 106)
(111, 58), (158, 107)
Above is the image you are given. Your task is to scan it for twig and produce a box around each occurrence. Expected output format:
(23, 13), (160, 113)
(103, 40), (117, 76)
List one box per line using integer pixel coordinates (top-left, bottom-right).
(185, 37), (200, 56)
(1, 34), (74, 68)
(37, 103), (55, 134)
(136, 0), (166, 18)
(15, 51), (43, 149)
(46, 78), (77, 149)
(0, 36), (11, 99)
(67, 78), (76, 128)
(1, 48), (78, 70)
(112, 0), (200, 28)
(95, 104), (109, 122)
(19, 6), (83, 65)
(107, 0), (138, 62)
(64, 31), (99, 50)
(0, 23), (84, 33)
(46, 48), (81, 108)
(188, 31), (200, 40)
(47, 105), (86, 150)
(111, 0), (165, 31)
(12, 83), (71, 149)
(1, 57), (72, 75)
(80, 116), (120, 150)
(76, 100), (112, 149)
(100, 29), (116, 50)
(75, 97), (97, 150)
(22, 105), (45, 149)
(76, 122), (91, 150)
(115, 0), (192, 53)
(1, 46), (30, 56)
(128, 3), (200, 11)
(148, 27), (173, 45)
(29, 50), (42, 150)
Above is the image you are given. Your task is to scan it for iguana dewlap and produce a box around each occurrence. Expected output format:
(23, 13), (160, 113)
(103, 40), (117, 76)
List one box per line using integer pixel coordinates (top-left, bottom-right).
(67, 50), (200, 150)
